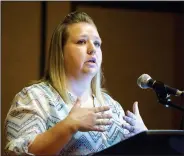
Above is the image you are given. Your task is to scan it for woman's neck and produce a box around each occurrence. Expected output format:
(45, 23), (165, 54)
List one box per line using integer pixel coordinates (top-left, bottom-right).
(66, 75), (93, 102)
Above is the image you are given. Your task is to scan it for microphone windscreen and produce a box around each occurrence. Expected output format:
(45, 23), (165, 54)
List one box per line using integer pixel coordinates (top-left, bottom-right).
(137, 74), (152, 89)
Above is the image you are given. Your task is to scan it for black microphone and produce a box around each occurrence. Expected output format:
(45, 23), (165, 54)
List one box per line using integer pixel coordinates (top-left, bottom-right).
(137, 74), (184, 97)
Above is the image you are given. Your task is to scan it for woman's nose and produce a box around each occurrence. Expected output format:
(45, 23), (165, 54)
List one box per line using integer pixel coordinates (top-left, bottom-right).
(87, 49), (96, 55)
(87, 42), (96, 55)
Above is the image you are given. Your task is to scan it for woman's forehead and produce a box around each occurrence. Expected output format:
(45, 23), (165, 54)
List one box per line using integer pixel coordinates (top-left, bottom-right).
(67, 22), (101, 40)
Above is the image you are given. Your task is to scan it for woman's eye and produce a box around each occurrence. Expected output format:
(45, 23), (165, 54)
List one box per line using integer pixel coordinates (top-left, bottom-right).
(77, 40), (86, 45)
(94, 41), (101, 47)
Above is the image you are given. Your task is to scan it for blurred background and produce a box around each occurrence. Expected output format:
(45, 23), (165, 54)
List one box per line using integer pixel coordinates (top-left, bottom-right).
(2, 1), (184, 154)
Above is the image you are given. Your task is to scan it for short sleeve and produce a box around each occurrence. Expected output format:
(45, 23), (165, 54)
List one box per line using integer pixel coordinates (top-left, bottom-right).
(4, 86), (49, 155)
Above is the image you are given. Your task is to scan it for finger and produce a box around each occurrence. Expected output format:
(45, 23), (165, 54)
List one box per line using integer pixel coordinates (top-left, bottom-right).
(124, 133), (136, 138)
(92, 126), (106, 132)
(123, 116), (136, 126)
(126, 110), (136, 120)
(122, 124), (134, 132)
(93, 106), (110, 113)
(133, 101), (140, 116)
(96, 113), (112, 119)
(96, 119), (112, 125)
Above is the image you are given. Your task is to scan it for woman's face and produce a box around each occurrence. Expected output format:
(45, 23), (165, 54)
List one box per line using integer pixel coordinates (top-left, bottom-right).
(63, 22), (102, 78)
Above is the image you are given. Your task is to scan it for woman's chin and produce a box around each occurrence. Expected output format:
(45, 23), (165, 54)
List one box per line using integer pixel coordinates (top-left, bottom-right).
(83, 68), (98, 76)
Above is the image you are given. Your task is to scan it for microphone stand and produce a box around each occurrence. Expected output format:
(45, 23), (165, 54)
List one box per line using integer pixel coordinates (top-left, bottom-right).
(157, 95), (184, 112)
(153, 81), (184, 112)
(153, 81), (184, 130)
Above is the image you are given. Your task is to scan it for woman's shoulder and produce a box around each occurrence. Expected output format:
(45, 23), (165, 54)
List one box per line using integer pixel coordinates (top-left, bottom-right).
(102, 92), (123, 107)
(11, 81), (63, 112)
(102, 92), (117, 105)
(14, 81), (56, 101)
(102, 92), (114, 100)
(17, 81), (48, 94)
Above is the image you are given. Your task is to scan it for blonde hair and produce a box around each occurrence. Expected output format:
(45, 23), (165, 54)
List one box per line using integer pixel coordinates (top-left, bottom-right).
(43, 11), (106, 104)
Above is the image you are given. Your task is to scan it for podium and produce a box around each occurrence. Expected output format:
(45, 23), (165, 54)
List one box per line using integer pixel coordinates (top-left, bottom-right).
(94, 130), (184, 155)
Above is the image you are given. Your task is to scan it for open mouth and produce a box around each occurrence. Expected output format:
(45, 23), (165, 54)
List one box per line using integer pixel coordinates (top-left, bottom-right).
(87, 58), (96, 63)
(88, 60), (96, 63)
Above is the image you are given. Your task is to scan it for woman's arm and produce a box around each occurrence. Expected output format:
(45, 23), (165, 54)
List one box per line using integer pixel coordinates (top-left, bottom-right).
(5, 88), (112, 156)
(28, 116), (78, 155)
(5, 86), (77, 156)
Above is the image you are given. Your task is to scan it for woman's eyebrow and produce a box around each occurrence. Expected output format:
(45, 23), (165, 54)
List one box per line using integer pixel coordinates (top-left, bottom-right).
(78, 34), (102, 42)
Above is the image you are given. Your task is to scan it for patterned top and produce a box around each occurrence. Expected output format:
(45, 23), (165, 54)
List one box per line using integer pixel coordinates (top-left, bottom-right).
(4, 82), (129, 155)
